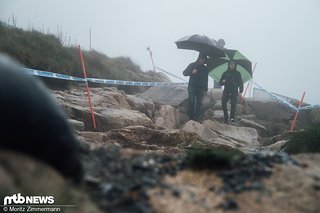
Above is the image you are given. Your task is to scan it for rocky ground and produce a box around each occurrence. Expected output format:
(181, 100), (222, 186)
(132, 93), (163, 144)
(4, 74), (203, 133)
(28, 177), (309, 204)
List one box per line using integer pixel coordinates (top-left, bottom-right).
(1, 85), (319, 213)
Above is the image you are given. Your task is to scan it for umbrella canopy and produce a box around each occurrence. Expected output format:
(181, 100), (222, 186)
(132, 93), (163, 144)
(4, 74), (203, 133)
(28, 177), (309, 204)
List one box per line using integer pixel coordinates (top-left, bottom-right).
(207, 49), (252, 83)
(175, 34), (225, 57)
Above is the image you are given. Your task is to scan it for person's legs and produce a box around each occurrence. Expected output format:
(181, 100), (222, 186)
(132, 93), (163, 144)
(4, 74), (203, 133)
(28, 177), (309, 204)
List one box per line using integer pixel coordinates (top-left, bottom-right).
(188, 87), (196, 119)
(230, 92), (238, 122)
(193, 90), (204, 121)
(222, 91), (230, 123)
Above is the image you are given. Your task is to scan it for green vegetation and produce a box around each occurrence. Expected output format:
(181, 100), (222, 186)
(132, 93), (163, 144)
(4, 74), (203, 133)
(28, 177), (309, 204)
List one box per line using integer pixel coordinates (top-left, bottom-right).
(310, 108), (320, 123)
(284, 123), (320, 154)
(0, 22), (168, 83)
(184, 146), (244, 170)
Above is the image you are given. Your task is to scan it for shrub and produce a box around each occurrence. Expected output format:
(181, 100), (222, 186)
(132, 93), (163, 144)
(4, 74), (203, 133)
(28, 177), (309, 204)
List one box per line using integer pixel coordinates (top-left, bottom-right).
(311, 108), (320, 123)
(184, 146), (244, 170)
(284, 123), (320, 154)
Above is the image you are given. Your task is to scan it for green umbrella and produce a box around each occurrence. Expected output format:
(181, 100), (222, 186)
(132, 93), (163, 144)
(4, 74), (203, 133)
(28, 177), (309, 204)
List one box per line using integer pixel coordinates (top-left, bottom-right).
(207, 49), (252, 83)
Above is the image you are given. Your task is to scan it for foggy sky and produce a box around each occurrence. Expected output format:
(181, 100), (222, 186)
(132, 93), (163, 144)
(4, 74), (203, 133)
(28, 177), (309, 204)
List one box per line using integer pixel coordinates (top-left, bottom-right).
(1, 0), (319, 104)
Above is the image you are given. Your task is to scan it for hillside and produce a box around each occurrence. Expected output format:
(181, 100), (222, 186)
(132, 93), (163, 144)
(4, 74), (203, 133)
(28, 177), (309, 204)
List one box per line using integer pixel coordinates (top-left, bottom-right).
(0, 22), (170, 84)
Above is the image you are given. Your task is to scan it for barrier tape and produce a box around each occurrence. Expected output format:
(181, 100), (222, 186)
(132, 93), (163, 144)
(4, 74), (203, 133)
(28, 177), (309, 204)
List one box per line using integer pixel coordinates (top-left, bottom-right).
(299, 104), (320, 111)
(25, 68), (320, 110)
(250, 80), (298, 112)
(251, 80), (320, 111)
(25, 68), (85, 82)
(25, 68), (188, 87)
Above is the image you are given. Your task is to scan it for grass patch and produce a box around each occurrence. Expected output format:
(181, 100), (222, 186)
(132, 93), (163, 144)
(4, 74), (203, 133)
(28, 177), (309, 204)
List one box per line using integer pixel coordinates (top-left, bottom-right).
(0, 22), (169, 89)
(284, 123), (320, 154)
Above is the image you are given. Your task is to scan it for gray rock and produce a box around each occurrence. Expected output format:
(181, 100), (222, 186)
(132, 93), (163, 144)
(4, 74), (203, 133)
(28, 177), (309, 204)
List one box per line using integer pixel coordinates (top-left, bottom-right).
(139, 86), (188, 106)
(239, 118), (268, 136)
(153, 105), (189, 129)
(127, 95), (155, 118)
(68, 119), (85, 131)
(100, 108), (153, 130)
(259, 140), (288, 152)
(202, 120), (259, 147)
(182, 120), (219, 141)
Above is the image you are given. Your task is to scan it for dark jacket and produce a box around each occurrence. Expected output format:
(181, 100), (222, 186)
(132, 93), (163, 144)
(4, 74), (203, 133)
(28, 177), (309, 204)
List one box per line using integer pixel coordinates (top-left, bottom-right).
(219, 69), (244, 94)
(183, 62), (208, 92)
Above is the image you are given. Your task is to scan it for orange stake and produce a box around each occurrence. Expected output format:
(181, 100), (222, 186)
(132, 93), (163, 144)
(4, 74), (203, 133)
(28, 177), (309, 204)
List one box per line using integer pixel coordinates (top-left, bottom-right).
(290, 92), (306, 131)
(78, 45), (97, 129)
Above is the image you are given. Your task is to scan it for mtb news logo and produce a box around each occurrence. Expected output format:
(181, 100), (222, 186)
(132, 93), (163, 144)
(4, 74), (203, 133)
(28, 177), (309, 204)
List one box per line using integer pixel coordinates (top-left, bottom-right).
(3, 193), (54, 205)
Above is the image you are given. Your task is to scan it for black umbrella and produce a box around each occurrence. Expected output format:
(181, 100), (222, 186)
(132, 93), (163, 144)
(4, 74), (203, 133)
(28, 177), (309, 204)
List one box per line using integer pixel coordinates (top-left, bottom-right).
(175, 34), (225, 57)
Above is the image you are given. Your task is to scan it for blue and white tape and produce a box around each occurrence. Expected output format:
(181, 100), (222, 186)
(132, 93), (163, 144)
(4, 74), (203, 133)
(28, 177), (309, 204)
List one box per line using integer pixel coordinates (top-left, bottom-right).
(86, 77), (187, 87)
(25, 68), (320, 110)
(299, 104), (320, 111)
(25, 68), (187, 87)
(251, 80), (299, 112)
(25, 68), (85, 82)
(251, 80), (320, 111)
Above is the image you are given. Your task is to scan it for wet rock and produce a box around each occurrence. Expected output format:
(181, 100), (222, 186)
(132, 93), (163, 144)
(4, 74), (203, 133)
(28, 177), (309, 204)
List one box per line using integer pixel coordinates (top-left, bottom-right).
(81, 145), (181, 212)
(259, 140), (288, 152)
(218, 151), (298, 193)
(68, 119), (85, 131)
(127, 94), (155, 118)
(183, 120), (219, 141)
(154, 104), (178, 129)
(239, 118), (268, 136)
(218, 197), (239, 210)
(139, 86), (188, 107)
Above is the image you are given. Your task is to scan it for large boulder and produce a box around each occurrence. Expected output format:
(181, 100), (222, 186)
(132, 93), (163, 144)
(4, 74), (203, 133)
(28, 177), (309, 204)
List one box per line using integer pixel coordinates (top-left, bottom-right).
(59, 104), (154, 131)
(52, 87), (154, 131)
(182, 120), (259, 153)
(182, 120), (219, 141)
(154, 104), (189, 129)
(239, 118), (268, 137)
(139, 86), (188, 106)
(68, 119), (85, 131)
(202, 120), (259, 144)
(98, 108), (154, 131)
(126, 94), (155, 118)
(53, 86), (131, 111)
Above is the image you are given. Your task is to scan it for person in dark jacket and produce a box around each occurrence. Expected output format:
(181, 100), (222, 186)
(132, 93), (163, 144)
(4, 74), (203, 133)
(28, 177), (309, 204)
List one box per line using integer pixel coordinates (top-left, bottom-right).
(219, 60), (243, 124)
(183, 53), (208, 121)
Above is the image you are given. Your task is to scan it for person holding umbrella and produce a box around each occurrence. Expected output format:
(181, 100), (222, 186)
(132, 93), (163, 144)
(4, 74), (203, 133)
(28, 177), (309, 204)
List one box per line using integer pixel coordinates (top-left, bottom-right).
(219, 60), (243, 125)
(183, 53), (208, 121)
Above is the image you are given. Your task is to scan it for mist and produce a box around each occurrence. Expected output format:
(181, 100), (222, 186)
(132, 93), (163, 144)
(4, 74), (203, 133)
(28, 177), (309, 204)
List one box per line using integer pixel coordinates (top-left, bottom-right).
(1, 0), (319, 104)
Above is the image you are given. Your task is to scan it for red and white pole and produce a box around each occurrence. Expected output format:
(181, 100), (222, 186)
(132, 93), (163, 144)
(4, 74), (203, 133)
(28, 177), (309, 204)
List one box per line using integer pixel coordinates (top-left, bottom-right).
(78, 45), (97, 129)
(290, 91), (306, 131)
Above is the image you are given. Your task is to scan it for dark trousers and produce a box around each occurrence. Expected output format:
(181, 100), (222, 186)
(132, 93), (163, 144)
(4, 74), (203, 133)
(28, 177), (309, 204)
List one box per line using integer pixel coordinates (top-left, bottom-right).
(222, 91), (238, 121)
(188, 87), (204, 121)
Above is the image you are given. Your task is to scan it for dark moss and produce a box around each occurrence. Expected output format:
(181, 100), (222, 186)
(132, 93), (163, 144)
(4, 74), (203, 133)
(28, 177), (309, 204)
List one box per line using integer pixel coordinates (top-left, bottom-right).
(284, 123), (320, 154)
(183, 146), (244, 170)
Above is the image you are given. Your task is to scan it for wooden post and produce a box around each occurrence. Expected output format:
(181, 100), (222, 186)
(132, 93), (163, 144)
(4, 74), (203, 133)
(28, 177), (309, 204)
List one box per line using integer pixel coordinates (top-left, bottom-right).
(147, 46), (156, 71)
